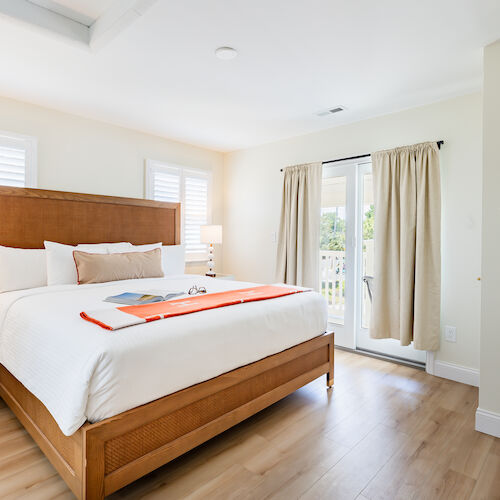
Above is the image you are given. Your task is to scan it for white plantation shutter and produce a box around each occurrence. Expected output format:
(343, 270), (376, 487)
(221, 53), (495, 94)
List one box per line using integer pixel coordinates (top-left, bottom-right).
(146, 160), (211, 260)
(184, 171), (209, 254)
(149, 164), (181, 203)
(0, 144), (25, 187)
(0, 133), (37, 188)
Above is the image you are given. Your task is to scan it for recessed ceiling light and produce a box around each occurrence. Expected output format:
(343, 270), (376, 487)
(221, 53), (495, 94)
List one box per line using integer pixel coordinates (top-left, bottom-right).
(215, 47), (238, 60)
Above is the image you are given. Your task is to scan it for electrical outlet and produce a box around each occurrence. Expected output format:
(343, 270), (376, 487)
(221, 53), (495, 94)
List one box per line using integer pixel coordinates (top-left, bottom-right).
(444, 325), (457, 342)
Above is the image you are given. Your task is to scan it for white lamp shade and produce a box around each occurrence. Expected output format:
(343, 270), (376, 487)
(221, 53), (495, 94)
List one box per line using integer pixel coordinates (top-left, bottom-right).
(200, 225), (222, 244)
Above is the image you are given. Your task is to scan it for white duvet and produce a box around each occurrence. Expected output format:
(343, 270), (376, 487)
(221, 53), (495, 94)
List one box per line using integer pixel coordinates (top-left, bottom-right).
(0, 275), (327, 436)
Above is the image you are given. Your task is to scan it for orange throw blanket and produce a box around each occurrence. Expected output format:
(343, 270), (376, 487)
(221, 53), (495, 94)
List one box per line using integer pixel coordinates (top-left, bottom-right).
(81, 285), (306, 330)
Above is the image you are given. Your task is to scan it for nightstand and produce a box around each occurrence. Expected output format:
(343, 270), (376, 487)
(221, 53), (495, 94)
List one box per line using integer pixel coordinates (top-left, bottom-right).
(206, 273), (235, 280)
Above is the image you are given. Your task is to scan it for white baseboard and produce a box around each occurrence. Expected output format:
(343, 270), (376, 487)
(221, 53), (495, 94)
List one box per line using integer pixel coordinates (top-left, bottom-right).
(434, 360), (479, 386)
(426, 353), (479, 387)
(476, 408), (500, 438)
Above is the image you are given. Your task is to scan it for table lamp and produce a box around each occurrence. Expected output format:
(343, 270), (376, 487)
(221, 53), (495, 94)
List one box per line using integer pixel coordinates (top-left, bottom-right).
(200, 225), (222, 277)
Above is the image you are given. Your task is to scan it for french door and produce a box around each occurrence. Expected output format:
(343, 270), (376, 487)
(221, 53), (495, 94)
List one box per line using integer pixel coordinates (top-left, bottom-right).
(320, 160), (426, 364)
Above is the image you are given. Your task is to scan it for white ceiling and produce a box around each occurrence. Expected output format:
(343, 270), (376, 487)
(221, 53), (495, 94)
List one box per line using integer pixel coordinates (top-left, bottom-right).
(0, 0), (499, 152)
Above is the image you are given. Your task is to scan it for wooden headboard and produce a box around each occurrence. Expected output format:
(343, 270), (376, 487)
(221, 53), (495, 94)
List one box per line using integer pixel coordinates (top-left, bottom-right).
(0, 187), (181, 249)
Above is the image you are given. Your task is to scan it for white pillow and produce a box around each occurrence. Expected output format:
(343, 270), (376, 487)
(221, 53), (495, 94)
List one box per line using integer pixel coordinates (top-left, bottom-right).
(129, 243), (185, 275)
(0, 245), (47, 292)
(44, 241), (133, 286)
(162, 245), (185, 275)
(81, 242), (134, 253)
(130, 242), (162, 252)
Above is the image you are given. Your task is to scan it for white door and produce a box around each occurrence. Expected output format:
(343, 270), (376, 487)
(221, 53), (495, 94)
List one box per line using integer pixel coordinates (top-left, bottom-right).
(320, 160), (426, 364)
(320, 164), (356, 348)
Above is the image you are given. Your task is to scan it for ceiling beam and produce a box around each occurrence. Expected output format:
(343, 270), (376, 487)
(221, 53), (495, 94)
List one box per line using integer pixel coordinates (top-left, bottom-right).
(0, 0), (89, 46)
(0, 0), (160, 50)
(28, 0), (94, 26)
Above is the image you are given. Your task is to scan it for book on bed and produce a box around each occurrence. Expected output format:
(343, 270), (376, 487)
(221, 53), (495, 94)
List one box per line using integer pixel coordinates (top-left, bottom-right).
(104, 290), (184, 305)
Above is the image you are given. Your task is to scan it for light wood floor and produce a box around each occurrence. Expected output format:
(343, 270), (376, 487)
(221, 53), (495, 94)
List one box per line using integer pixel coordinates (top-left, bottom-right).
(1, 349), (499, 499)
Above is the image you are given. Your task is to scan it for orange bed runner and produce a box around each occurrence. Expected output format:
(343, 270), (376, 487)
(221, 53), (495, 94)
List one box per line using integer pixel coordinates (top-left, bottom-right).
(81, 285), (306, 330)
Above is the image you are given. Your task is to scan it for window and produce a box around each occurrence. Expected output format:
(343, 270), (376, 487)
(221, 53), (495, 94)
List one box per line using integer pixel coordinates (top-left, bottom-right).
(0, 131), (37, 188)
(146, 160), (211, 260)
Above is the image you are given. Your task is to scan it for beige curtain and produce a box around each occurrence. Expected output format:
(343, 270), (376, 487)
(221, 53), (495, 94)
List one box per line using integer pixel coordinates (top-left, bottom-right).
(371, 142), (441, 351)
(276, 162), (322, 289)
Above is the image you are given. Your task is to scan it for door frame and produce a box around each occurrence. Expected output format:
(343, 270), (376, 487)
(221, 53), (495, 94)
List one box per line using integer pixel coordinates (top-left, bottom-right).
(354, 161), (372, 348)
(322, 159), (359, 349)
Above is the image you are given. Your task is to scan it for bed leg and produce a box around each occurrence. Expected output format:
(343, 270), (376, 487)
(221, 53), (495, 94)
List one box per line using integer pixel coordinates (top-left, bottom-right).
(83, 432), (105, 500)
(326, 334), (334, 388)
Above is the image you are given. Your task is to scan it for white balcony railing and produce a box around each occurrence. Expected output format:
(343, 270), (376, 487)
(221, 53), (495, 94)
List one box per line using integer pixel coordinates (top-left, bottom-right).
(319, 250), (345, 321)
(319, 243), (373, 326)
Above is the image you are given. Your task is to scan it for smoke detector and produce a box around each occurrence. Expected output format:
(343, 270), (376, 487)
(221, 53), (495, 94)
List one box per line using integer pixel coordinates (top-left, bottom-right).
(215, 47), (238, 60)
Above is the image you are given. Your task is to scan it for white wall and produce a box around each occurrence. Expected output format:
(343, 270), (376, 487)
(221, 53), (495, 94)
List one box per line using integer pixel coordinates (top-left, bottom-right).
(0, 95), (224, 273)
(0, 91), (486, 375)
(479, 40), (500, 421)
(223, 93), (483, 370)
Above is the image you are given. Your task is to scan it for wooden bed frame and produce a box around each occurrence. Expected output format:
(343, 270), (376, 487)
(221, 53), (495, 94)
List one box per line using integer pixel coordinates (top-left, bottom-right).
(0, 186), (334, 499)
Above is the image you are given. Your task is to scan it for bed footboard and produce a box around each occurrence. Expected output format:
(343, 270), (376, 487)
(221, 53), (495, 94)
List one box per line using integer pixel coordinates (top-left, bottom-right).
(1, 331), (334, 499)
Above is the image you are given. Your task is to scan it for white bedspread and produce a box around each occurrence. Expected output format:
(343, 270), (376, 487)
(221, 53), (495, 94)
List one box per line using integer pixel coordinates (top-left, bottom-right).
(0, 275), (327, 436)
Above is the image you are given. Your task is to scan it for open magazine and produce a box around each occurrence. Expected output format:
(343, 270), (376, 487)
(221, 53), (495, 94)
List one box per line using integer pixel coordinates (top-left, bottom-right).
(104, 290), (184, 306)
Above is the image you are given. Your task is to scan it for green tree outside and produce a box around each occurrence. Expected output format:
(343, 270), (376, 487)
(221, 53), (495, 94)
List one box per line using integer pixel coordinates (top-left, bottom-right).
(363, 205), (374, 241)
(320, 204), (374, 251)
(320, 211), (346, 251)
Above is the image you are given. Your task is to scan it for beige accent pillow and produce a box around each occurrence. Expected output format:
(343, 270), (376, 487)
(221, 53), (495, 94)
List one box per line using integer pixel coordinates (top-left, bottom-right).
(73, 248), (164, 284)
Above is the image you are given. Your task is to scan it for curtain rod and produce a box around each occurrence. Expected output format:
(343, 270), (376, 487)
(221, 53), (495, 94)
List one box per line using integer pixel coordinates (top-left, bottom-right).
(280, 141), (444, 171)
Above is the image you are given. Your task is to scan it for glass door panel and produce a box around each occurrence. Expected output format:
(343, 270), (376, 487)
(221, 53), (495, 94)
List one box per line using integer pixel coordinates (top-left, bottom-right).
(361, 173), (374, 329)
(320, 163), (356, 349)
(320, 176), (347, 325)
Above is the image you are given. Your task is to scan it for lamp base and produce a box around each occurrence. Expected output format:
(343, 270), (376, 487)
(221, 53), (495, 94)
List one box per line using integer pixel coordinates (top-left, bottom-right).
(206, 243), (216, 277)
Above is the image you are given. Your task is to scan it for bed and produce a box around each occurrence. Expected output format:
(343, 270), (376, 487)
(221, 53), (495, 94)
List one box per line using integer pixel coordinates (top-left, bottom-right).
(0, 186), (334, 499)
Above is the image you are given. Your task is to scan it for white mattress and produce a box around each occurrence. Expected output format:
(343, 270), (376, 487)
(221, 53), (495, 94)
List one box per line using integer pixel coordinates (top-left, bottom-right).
(0, 275), (327, 436)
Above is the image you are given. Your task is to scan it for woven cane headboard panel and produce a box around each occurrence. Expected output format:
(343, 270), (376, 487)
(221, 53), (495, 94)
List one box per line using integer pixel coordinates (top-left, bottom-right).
(0, 187), (181, 249)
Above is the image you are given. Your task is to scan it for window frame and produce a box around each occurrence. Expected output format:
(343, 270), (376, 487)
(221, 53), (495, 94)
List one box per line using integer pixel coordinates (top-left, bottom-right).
(145, 159), (212, 262)
(0, 130), (38, 188)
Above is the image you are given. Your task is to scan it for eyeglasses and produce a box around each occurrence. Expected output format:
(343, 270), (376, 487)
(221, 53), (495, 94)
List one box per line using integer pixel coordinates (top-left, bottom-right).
(188, 285), (207, 295)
